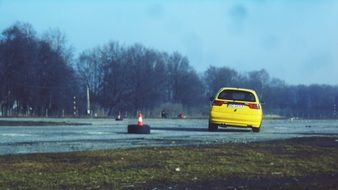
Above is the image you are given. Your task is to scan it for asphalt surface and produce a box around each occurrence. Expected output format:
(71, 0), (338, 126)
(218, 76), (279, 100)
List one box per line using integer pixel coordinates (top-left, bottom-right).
(0, 118), (338, 155)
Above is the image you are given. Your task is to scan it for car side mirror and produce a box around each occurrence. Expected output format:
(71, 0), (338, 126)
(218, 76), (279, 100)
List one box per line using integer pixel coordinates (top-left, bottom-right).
(209, 96), (214, 102)
(260, 101), (265, 105)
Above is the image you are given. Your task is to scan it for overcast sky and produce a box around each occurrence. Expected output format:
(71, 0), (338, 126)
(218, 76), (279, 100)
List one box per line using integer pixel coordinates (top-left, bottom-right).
(1, 0), (338, 85)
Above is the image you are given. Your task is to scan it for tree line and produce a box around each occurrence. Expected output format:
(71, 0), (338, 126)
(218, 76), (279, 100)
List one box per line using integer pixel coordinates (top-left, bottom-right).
(1, 22), (337, 118)
(0, 23), (78, 117)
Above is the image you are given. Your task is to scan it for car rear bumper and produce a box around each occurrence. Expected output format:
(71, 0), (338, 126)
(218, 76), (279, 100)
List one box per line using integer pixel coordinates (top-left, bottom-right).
(210, 112), (262, 128)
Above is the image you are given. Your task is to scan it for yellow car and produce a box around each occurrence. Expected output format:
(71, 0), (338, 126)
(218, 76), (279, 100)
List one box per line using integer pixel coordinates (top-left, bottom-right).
(209, 87), (263, 132)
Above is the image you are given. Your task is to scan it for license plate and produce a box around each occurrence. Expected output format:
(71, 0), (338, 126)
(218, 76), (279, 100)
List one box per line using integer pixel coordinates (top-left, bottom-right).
(227, 104), (244, 108)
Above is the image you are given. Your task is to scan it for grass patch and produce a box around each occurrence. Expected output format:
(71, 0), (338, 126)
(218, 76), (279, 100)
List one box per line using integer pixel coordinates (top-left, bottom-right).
(0, 120), (90, 126)
(1, 137), (338, 189)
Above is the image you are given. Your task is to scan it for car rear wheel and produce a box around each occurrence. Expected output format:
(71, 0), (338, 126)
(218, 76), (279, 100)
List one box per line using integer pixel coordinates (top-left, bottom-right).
(208, 122), (218, 131)
(252, 127), (260, 133)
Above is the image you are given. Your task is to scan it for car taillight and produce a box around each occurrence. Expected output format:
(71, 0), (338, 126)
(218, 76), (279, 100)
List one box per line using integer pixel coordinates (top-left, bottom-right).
(212, 100), (224, 106)
(247, 103), (260, 109)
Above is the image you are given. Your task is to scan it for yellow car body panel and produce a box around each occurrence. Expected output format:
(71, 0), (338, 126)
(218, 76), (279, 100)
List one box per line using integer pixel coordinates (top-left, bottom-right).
(209, 87), (263, 130)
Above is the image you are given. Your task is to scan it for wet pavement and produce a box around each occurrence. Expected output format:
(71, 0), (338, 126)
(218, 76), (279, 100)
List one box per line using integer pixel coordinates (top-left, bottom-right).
(0, 118), (338, 155)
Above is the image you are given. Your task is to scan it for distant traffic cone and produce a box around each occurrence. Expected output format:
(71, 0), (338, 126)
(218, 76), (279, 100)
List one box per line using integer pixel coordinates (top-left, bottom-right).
(115, 111), (123, 121)
(137, 113), (143, 126)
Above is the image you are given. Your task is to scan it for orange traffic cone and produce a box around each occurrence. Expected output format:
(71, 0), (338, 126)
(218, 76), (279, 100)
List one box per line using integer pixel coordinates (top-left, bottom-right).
(128, 112), (150, 134)
(137, 113), (143, 126)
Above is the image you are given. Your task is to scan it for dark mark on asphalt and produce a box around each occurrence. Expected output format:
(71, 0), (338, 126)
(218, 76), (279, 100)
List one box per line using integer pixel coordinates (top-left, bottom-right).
(0, 120), (90, 126)
(151, 127), (251, 133)
(272, 132), (338, 136)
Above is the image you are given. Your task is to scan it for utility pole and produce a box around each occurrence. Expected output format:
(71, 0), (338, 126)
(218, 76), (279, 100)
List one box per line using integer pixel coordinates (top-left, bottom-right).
(73, 96), (77, 117)
(87, 86), (91, 115)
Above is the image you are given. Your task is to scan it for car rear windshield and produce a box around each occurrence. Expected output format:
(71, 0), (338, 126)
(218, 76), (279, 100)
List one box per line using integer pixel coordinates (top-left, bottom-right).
(217, 90), (256, 102)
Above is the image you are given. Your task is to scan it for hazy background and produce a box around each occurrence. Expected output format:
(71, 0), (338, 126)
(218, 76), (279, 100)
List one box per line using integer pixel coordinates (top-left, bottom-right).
(1, 0), (338, 85)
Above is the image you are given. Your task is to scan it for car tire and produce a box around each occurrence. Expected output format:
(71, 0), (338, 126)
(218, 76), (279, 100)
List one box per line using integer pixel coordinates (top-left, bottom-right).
(252, 127), (260, 133)
(128, 124), (151, 134)
(208, 122), (218, 131)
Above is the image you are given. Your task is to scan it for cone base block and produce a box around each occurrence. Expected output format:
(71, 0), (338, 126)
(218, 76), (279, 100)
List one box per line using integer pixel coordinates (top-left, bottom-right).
(128, 124), (151, 134)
